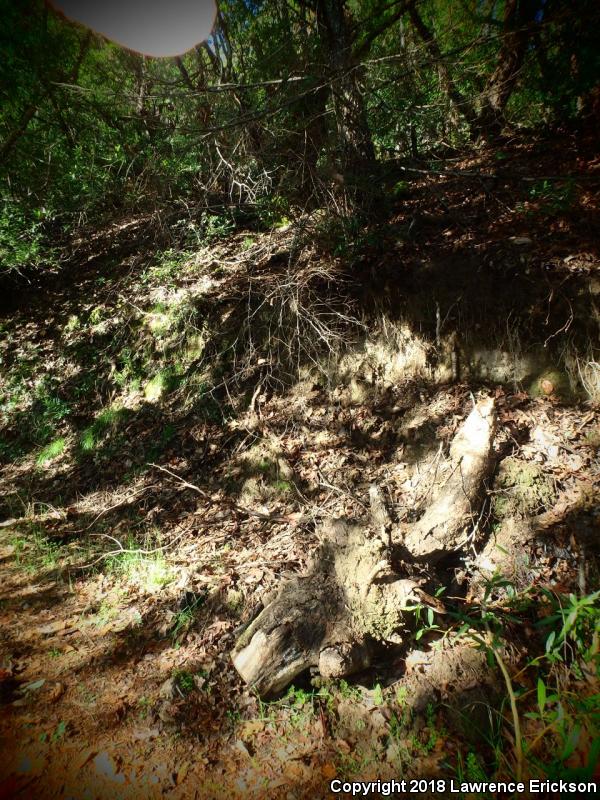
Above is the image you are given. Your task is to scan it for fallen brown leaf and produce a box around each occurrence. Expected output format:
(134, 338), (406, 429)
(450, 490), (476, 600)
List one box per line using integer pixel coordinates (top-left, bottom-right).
(321, 762), (337, 780)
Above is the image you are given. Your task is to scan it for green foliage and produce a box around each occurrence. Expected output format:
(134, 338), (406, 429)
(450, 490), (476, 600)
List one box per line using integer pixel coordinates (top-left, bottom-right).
(11, 525), (62, 573)
(111, 348), (145, 391)
(455, 750), (489, 784)
(449, 577), (600, 782)
(0, 202), (49, 274)
(254, 195), (291, 229)
(143, 250), (195, 286)
(170, 594), (206, 644)
(144, 369), (180, 403)
(391, 180), (410, 198)
(337, 679), (362, 701)
(172, 668), (209, 696)
(537, 588), (600, 668)
(0, 370), (71, 463)
(173, 670), (195, 696)
(79, 404), (127, 453)
(528, 179), (576, 217)
(411, 604), (441, 641)
(372, 683), (384, 706)
(201, 212), (235, 241)
(0, 0), (592, 286)
(36, 436), (66, 466)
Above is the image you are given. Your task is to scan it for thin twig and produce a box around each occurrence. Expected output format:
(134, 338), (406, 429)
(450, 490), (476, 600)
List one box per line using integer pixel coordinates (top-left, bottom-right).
(73, 526), (193, 570)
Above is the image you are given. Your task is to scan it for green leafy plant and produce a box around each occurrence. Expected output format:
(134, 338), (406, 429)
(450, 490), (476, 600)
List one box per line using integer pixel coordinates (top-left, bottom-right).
(174, 670), (195, 695)
(0, 202), (50, 274)
(254, 195), (291, 229)
(284, 685), (317, 726)
(172, 669), (209, 696)
(528, 178), (575, 215)
(202, 212), (234, 241)
(337, 679), (362, 701)
(449, 576), (600, 783)
(537, 589), (600, 667)
(413, 605), (442, 641)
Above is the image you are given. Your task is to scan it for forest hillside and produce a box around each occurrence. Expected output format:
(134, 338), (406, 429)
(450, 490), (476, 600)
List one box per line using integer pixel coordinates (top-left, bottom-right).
(1, 1), (599, 797)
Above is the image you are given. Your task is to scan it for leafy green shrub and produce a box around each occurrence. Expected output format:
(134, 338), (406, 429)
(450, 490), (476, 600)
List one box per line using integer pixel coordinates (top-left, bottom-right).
(201, 212), (234, 241)
(174, 670), (195, 695)
(254, 195), (291, 229)
(538, 589), (600, 668)
(0, 203), (48, 274)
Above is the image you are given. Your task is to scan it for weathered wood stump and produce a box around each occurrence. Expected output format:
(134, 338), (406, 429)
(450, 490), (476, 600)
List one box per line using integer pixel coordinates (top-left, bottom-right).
(232, 398), (496, 697)
(232, 519), (423, 696)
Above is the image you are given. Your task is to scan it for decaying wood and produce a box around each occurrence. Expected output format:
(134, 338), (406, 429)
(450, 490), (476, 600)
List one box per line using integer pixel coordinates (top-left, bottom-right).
(231, 520), (423, 696)
(399, 397), (496, 560)
(232, 398), (496, 696)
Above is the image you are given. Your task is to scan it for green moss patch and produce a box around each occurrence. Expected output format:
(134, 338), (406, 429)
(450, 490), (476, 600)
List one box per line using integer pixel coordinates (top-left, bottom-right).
(492, 457), (557, 519)
(528, 369), (573, 400)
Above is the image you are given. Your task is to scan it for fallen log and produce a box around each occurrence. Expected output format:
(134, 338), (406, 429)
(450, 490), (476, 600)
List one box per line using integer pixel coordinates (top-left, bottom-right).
(232, 397), (496, 697)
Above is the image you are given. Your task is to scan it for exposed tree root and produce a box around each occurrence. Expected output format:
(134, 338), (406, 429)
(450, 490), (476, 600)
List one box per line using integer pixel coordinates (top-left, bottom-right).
(399, 396), (496, 560)
(232, 398), (497, 696)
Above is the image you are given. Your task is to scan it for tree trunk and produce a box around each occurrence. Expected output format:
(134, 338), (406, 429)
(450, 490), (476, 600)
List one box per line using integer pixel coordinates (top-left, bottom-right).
(400, 397), (496, 560)
(408, 5), (478, 133)
(0, 30), (92, 165)
(0, 102), (41, 166)
(232, 518), (422, 696)
(408, 0), (537, 140)
(474, 0), (538, 138)
(317, 0), (376, 181)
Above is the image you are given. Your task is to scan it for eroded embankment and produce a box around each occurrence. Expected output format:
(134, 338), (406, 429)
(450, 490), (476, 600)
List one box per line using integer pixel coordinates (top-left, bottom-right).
(1, 135), (599, 797)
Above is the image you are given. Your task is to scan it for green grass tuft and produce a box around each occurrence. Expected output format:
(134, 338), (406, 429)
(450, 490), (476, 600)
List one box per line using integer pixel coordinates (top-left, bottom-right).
(36, 437), (66, 465)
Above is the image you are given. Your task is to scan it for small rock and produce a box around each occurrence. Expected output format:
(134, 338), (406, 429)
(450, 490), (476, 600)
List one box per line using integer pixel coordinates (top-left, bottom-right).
(232, 739), (251, 759)
(159, 677), (175, 700)
(157, 701), (178, 724)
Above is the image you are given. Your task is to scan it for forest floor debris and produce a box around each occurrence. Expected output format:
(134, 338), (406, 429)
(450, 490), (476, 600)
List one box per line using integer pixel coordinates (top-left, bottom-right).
(1, 135), (599, 797)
